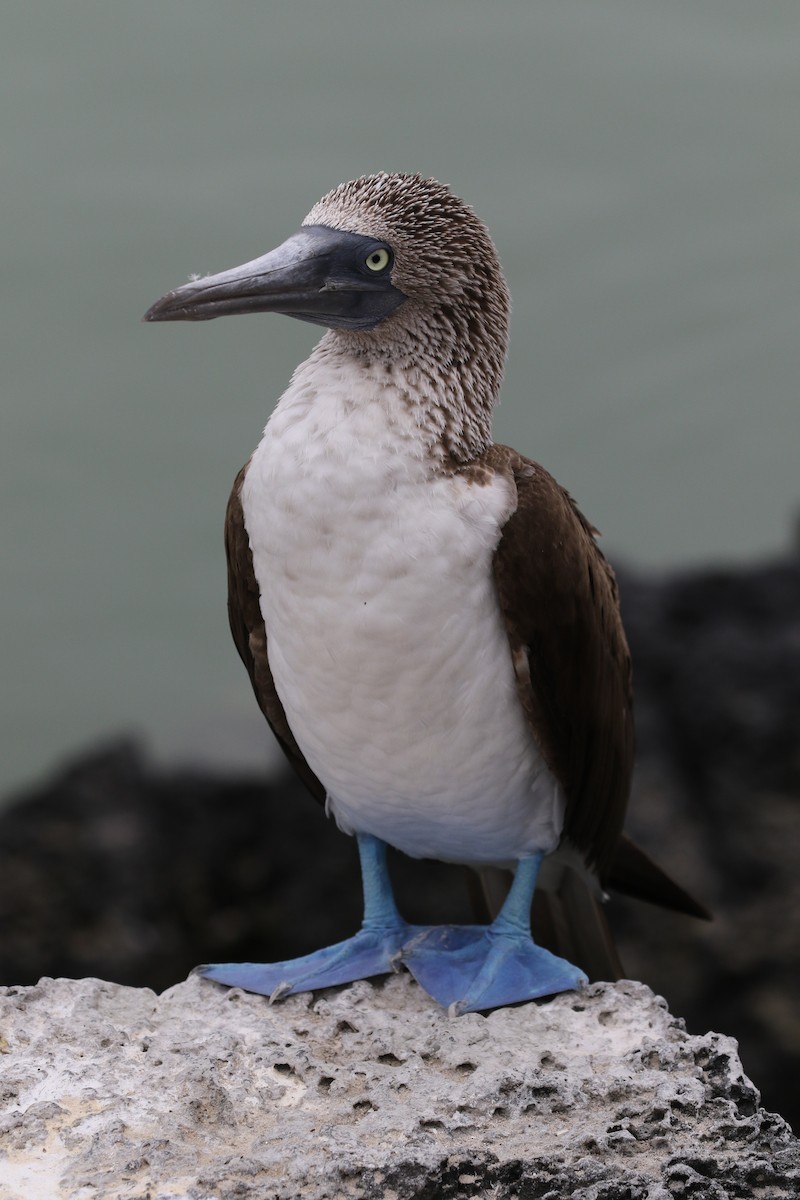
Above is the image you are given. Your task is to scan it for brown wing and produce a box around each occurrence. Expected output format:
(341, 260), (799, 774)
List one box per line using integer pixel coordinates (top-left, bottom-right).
(225, 464), (325, 804)
(486, 445), (633, 879)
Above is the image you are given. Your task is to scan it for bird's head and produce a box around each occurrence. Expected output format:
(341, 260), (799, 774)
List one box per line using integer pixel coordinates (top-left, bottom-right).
(144, 174), (510, 414)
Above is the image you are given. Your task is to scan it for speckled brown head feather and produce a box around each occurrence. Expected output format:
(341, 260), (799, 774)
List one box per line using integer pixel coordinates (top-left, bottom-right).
(307, 173), (510, 465)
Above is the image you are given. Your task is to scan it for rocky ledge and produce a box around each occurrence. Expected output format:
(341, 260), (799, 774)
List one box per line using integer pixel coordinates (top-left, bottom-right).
(0, 974), (796, 1200)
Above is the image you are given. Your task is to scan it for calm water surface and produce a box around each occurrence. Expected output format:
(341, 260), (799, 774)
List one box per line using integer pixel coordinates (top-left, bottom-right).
(2, 1), (798, 795)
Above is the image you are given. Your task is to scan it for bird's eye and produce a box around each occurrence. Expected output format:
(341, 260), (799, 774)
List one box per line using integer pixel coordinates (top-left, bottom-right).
(364, 248), (391, 272)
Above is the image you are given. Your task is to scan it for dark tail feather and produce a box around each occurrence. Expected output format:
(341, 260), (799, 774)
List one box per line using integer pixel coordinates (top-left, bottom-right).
(533, 869), (625, 983)
(466, 832), (709, 984)
(607, 834), (711, 920)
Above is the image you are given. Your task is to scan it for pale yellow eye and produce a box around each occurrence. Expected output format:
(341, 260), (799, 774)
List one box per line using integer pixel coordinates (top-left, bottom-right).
(365, 248), (391, 272)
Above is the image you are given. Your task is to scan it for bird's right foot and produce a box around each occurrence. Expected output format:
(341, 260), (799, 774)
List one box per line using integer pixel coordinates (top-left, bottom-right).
(197, 920), (418, 1002)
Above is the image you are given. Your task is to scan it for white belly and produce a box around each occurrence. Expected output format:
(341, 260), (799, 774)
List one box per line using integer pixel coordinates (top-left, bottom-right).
(241, 360), (565, 865)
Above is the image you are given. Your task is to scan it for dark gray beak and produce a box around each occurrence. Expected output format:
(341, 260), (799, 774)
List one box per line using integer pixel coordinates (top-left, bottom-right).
(143, 225), (405, 331)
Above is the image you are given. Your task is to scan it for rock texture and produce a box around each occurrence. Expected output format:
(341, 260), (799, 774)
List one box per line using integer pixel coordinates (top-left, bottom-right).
(0, 974), (797, 1200)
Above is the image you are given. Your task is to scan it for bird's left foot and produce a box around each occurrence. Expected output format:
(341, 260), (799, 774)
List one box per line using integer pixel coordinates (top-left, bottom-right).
(401, 924), (587, 1015)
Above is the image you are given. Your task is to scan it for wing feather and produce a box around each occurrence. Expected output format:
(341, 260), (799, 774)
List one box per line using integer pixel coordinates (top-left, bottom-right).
(486, 445), (633, 878)
(225, 464), (325, 804)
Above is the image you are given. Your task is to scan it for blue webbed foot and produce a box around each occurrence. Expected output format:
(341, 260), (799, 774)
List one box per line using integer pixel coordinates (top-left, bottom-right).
(199, 921), (416, 1001)
(401, 853), (587, 1014)
(401, 923), (587, 1015)
(198, 834), (430, 1003)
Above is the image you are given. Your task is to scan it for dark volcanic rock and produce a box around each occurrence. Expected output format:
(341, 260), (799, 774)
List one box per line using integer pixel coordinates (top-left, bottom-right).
(612, 555), (800, 1133)
(0, 553), (798, 1132)
(0, 742), (475, 995)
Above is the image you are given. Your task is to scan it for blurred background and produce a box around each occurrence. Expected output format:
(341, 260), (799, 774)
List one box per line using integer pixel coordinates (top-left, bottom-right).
(2, 0), (799, 794)
(1, 0), (798, 1127)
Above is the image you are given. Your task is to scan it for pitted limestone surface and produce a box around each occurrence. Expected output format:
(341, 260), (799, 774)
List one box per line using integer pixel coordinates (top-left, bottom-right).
(0, 974), (796, 1199)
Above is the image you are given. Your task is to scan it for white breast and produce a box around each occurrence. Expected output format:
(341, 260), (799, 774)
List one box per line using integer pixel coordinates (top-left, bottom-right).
(241, 349), (565, 866)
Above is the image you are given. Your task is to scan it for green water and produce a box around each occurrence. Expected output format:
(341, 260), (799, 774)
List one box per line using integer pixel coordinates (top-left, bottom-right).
(2, 1), (799, 795)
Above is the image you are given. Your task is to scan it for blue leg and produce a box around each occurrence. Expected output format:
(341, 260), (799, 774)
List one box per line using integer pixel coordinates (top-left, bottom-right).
(200, 835), (419, 1001)
(401, 854), (588, 1015)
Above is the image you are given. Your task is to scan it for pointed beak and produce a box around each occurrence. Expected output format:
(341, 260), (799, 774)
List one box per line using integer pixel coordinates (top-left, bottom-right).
(143, 225), (405, 331)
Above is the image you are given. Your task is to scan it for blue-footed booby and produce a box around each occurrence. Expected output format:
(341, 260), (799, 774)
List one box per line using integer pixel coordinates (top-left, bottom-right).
(145, 173), (704, 1015)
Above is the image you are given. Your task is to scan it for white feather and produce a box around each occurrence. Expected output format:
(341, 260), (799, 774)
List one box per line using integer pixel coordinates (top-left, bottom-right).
(241, 345), (565, 866)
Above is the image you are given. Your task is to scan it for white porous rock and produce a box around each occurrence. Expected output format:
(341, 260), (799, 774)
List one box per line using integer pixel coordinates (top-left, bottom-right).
(0, 974), (796, 1199)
